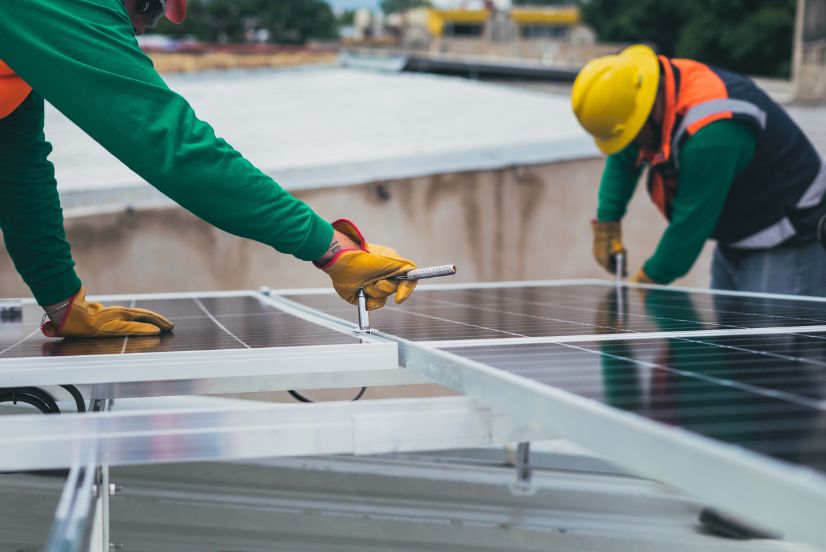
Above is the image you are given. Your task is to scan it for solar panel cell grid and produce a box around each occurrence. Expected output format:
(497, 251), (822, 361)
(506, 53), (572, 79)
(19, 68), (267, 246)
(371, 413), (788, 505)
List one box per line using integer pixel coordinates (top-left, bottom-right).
(0, 295), (356, 359)
(285, 285), (826, 341)
(445, 333), (826, 472)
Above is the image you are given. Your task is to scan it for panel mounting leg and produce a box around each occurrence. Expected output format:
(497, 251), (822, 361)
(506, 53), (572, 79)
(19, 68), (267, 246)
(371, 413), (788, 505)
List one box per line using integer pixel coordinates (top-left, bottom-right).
(89, 398), (115, 552)
(509, 442), (536, 496)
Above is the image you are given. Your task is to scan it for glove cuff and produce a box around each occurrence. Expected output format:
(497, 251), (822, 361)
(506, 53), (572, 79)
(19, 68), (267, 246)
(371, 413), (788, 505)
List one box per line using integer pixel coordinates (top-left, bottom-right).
(313, 219), (367, 270)
(40, 289), (81, 337)
(331, 219), (366, 247)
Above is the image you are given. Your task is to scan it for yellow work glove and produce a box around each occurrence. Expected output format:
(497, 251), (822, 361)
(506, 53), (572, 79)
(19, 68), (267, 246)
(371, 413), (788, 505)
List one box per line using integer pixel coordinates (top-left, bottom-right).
(316, 219), (417, 311)
(629, 268), (656, 284)
(592, 219), (627, 275)
(41, 288), (174, 338)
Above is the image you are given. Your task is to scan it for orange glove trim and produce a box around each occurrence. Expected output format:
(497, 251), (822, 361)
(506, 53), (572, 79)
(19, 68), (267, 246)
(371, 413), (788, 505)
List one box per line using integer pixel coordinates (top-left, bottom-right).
(41, 291), (80, 338)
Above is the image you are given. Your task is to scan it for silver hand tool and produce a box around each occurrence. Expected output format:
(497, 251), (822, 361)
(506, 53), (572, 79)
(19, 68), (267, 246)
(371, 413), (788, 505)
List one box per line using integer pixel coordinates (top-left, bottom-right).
(358, 265), (457, 332)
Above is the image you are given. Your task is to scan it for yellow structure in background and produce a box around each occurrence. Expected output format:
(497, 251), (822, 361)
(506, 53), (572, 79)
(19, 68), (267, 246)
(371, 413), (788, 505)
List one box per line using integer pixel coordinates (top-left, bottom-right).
(426, 10), (489, 38)
(510, 7), (580, 26)
(425, 6), (580, 39)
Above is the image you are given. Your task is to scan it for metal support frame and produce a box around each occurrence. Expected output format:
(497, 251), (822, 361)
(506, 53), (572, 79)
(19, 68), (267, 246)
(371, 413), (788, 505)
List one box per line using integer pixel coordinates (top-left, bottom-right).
(45, 458), (97, 552)
(0, 396), (551, 472)
(268, 283), (826, 549)
(0, 343), (426, 399)
(4, 281), (826, 549)
(400, 337), (826, 548)
(43, 399), (116, 551)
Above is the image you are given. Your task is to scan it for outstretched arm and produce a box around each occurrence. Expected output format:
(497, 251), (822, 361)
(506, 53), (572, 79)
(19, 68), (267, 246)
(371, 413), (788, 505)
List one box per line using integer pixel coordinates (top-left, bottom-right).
(0, 0), (332, 261)
(0, 92), (81, 306)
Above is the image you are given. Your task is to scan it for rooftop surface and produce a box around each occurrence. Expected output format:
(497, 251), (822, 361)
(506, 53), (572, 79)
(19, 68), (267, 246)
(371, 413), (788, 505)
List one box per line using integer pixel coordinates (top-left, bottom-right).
(46, 66), (596, 213)
(45, 66), (825, 215)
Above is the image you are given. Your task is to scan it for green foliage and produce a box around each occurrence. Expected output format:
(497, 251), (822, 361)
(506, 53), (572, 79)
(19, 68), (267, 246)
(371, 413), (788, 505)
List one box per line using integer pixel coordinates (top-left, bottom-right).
(380, 0), (432, 15)
(152, 0), (338, 44)
(579, 0), (796, 78)
(338, 10), (357, 26)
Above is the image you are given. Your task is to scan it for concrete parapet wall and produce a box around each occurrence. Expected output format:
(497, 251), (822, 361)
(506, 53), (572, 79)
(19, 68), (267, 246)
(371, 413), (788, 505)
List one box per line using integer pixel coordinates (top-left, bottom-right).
(793, 0), (826, 102)
(0, 158), (714, 300)
(431, 39), (622, 67)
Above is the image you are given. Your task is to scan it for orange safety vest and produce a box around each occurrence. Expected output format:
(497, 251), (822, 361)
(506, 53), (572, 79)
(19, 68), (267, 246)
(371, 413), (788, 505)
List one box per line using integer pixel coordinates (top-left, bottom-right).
(0, 60), (33, 119)
(639, 56), (744, 217)
(637, 56), (825, 249)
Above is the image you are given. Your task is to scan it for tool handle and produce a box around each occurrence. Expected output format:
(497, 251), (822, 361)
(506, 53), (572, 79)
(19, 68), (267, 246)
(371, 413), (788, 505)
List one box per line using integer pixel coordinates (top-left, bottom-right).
(393, 264), (457, 281)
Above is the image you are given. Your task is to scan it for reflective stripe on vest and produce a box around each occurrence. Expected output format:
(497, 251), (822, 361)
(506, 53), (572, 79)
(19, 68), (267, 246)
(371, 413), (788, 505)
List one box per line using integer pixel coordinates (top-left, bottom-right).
(715, 158), (826, 249)
(796, 159), (826, 209)
(0, 60), (32, 119)
(676, 99), (826, 249)
(729, 217), (796, 249)
(671, 99), (767, 172)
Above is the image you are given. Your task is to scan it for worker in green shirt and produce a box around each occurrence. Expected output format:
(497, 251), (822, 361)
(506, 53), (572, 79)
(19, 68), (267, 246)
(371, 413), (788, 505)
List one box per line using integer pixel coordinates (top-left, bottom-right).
(572, 45), (826, 295)
(0, 0), (417, 338)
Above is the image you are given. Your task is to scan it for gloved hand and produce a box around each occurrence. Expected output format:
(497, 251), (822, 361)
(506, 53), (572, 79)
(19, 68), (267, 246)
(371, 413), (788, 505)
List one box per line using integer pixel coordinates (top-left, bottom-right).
(41, 288), (174, 338)
(629, 268), (656, 284)
(592, 220), (627, 275)
(316, 219), (417, 311)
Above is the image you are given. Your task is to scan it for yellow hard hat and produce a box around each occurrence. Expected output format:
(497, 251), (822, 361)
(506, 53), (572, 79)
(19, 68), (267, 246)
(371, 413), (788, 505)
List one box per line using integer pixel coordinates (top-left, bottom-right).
(571, 44), (660, 155)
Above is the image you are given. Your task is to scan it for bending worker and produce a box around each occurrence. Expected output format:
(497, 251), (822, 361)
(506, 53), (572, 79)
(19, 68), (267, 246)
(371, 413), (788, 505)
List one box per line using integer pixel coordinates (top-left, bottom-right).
(573, 44), (826, 295)
(0, 0), (417, 338)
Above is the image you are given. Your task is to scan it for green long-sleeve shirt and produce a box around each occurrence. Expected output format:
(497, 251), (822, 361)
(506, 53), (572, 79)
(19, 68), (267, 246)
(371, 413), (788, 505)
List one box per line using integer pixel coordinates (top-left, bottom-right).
(596, 120), (756, 284)
(0, 0), (333, 305)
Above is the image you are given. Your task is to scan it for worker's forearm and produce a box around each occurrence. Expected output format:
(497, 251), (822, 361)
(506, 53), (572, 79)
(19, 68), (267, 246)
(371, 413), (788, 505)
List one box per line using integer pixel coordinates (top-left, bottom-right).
(0, 93), (81, 306)
(643, 121), (756, 283)
(0, 0), (332, 262)
(596, 145), (642, 221)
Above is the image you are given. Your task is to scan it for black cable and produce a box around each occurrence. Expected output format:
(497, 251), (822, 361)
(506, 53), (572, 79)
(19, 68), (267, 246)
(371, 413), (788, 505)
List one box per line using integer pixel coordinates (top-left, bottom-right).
(0, 387), (60, 414)
(60, 385), (87, 413)
(287, 387), (367, 404)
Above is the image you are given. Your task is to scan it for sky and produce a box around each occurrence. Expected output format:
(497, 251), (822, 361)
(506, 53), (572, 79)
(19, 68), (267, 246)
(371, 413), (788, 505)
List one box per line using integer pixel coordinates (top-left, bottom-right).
(326, 0), (379, 10)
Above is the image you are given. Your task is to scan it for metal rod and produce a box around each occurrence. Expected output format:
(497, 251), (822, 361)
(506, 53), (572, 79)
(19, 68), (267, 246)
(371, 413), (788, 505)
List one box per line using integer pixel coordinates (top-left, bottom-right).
(393, 264), (457, 281)
(357, 288), (371, 333)
(615, 252), (626, 314)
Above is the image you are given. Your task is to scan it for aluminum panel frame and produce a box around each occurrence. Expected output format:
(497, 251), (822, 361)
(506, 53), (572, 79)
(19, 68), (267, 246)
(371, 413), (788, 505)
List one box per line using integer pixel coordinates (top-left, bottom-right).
(0, 397), (549, 472)
(0, 344), (426, 397)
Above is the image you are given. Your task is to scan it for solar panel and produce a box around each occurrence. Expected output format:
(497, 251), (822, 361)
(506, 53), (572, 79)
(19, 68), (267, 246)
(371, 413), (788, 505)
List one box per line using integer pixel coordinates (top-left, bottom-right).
(3, 281), (826, 549)
(0, 294), (358, 359)
(443, 332), (826, 473)
(285, 284), (826, 342)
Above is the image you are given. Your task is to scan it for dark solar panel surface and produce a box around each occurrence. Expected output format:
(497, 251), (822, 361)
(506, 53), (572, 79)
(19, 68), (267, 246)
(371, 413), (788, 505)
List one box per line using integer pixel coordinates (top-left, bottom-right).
(287, 285), (826, 341)
(446, 333), (826, 473)
(0, 295), (357, 359)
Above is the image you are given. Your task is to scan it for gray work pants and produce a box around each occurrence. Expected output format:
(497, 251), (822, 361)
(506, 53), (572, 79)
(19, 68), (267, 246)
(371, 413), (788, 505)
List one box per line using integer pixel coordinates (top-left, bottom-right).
(711, 241), (826, 297)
